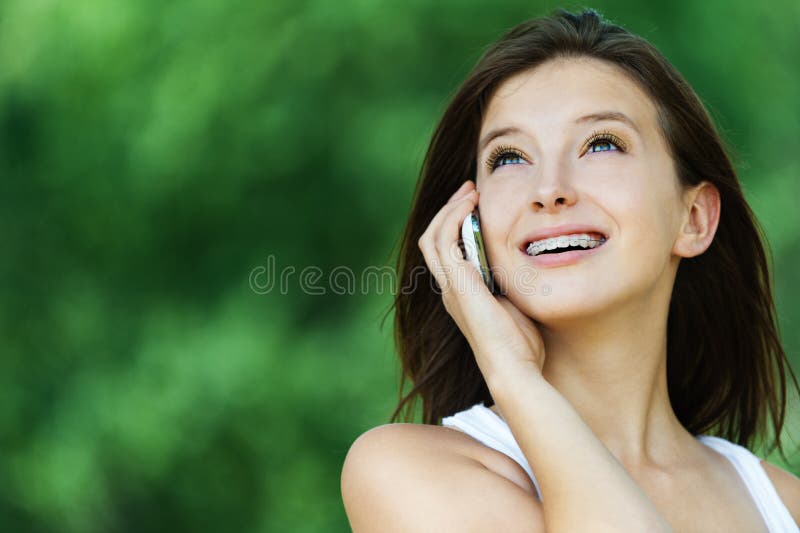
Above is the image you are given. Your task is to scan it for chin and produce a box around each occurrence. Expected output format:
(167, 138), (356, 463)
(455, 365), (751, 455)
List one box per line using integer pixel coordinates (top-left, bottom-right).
(505, 283), (618, 325)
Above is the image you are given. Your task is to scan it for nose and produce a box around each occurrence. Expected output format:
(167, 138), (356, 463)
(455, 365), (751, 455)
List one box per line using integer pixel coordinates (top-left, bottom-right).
(527, 163), (578, 212)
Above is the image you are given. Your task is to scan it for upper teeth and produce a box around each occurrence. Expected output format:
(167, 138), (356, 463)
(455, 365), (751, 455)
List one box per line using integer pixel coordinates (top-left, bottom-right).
(526, 233), (606, 256)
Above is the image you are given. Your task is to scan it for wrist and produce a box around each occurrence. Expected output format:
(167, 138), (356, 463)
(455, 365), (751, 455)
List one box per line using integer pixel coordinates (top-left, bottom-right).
(486, 364), (547, 401)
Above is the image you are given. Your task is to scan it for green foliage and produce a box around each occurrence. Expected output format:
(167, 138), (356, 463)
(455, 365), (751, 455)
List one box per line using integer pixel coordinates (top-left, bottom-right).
(0, 0), (797, 531)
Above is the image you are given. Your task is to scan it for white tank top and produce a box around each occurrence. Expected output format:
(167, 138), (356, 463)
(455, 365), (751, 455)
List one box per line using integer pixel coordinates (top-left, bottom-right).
(441, 402), (798, 533)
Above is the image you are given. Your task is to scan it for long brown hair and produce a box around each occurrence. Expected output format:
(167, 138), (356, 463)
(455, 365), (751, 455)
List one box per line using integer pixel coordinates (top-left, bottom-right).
(383, 7), (798, 460)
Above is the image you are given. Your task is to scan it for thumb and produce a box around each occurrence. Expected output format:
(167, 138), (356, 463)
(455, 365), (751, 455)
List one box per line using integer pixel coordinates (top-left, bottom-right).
(496, 297), (543, 346)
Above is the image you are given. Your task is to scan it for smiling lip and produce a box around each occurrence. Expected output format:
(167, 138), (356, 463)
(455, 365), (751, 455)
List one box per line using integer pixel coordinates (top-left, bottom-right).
(521, 238), (608, 267)
(517, 223), (609, 253)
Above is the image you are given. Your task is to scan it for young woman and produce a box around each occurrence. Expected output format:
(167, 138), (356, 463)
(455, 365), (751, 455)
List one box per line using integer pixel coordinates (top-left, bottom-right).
(342, 8), (800, 532)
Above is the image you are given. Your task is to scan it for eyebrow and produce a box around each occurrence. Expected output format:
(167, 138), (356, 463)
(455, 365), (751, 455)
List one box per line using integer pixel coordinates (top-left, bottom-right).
(478, 111), (640, 153)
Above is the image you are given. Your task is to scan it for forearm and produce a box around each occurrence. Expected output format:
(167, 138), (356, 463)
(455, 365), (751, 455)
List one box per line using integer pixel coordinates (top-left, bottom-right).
(488, 368), (673, 533)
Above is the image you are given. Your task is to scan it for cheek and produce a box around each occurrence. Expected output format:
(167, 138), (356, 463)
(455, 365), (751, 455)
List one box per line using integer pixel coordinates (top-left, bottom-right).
(477, 177), (527, 212)
(477, 182), (518, 222)
(475, 187), (520, 261)
(612, 184), (680, 266)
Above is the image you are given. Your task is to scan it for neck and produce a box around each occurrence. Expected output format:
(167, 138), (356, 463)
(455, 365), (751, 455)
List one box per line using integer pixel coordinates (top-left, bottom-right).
(495, 277), (696, 471)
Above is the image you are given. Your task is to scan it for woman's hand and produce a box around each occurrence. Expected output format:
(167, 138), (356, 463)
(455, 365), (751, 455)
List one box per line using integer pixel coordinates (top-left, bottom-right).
(417, 179), (547, 386)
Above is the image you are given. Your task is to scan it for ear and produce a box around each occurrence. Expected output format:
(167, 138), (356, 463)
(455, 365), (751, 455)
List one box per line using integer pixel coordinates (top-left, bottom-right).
(673, 181), (721, 258)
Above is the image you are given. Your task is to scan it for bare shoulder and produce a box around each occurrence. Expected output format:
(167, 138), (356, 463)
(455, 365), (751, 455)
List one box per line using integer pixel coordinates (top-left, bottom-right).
(760, 458), (800, 526)
(341, 423), (543, 533)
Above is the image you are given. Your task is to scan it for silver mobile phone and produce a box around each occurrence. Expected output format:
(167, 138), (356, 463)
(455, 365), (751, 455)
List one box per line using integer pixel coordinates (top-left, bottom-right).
(461, 210), (500, 295)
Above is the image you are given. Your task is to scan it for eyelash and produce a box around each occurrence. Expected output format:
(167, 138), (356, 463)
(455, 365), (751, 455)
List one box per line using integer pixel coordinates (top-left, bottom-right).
(483, 130), (629, 173)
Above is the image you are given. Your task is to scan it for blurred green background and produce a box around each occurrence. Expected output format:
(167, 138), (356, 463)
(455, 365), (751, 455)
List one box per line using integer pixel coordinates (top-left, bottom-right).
(0, 0), (798, 531)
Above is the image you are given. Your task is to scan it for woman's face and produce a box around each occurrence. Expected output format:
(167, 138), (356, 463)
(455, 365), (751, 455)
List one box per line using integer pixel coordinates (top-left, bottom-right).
(475, 57), (686, 323)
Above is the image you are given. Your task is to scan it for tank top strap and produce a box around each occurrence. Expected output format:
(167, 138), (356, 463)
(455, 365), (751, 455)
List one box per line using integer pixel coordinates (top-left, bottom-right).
(441, 402), (543, 501)
(696, 435), (798, 532)
(441, 403), (798, 531)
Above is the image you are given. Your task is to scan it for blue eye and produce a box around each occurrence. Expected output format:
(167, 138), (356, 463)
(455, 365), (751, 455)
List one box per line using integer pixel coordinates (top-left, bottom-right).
(483, 131), (628, 174)
(585, 130), (628, 154)
(496, 152), (525, 167)
(485, 144), (526, 172)
(587, 137), (620, 153)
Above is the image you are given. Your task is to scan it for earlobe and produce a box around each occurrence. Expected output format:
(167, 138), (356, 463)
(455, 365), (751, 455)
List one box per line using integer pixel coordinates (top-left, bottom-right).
(674, 181), (721, 258)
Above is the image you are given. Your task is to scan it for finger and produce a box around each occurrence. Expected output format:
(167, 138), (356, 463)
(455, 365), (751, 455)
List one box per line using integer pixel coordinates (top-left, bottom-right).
(435, 190), (478, 263)
(497, 297), (543, 347)
(434, 191), (483, 294)
(418, 183), (477, 293)
(447, 179), (475, 203)
(419, 192), (477, 294)
(419, 185), (475, 252)
(419, 236), (451, 293)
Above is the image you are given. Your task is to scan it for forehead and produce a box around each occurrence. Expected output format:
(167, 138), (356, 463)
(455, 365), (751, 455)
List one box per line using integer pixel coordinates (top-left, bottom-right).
(481, 57), (658, 134)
